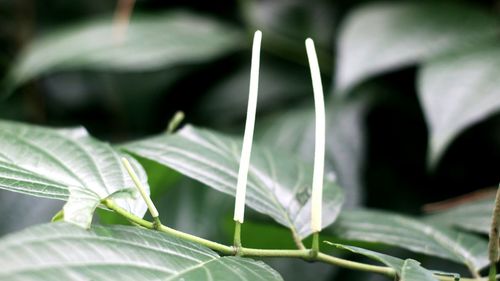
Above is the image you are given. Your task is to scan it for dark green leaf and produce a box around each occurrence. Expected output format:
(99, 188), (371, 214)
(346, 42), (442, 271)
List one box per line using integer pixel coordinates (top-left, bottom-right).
(418, 45), (500, 164)
(6, 11), (243, 92)
(336, 2), (498, 92)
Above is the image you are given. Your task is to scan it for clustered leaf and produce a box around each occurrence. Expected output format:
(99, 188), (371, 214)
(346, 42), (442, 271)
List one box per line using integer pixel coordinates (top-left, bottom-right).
(0, 120), (149, 228)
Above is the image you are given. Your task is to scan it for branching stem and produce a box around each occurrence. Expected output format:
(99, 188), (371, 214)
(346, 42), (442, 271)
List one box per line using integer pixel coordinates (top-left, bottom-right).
(101, 198), (484, 281)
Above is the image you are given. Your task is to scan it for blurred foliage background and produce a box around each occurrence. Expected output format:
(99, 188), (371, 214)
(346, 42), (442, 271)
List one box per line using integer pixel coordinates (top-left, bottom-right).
(0, 0), (499, 280)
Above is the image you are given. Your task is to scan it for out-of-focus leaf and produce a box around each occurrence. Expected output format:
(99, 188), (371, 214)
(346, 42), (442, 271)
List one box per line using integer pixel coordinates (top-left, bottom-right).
(5, 11), (243, 93)
(418, 45), (500, 165)
(0, 120), (148, 228)
(122, 125), (344, 238)
(199, 60), (310, 125)
(330, 243), (440, 281)
(258, 92), (372, 208)
(239, 0), (334, 68)
(336, 2), (498, 92)
(425, 195), (494, 235)
(329, 209), (488, 274)
(0, 223), (283, 281)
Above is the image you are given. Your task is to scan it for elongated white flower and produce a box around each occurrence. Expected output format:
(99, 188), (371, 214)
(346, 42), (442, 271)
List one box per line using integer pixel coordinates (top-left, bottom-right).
(306, 38), (326, 233)
(233, 30), (262, 223)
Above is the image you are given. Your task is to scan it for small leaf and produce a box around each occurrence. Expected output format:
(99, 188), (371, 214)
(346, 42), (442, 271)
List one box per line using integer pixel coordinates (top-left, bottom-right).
(0, 223), (283, 281)
(5, 11), (242, 92)
(330, 209), (488, 274)
(0, 120), (149, 228)
(336, 2), (498, 92)
(418, 45), (500, 165)
(123, 125), (344, 238)
(330, 243), (439, 281)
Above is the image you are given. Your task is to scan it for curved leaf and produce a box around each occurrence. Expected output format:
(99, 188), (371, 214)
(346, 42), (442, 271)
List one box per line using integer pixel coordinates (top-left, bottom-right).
(0, 120), (148, 228)
(336, 2), (498, 92)
(122, 125), (344, 238)
(330, 243), (440, 281)
(418, 45), (500, 164)
(0, 223), (282, 281)
(330, 209), (488, 274)
(6, 11), (242, 92)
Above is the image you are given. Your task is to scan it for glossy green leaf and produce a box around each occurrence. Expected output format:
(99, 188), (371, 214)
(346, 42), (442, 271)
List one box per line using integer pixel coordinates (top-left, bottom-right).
(5, 11), (242, 92)
(336, 2), (498, 92)
(0, 120), (148, 228)
(425, 196), (494, 234)
(0, 223), (283, 281)
(330, 209), (488, 273)
(418, 45), (500, 164)
(330, 243), (439, 281)
(123, 125), (344, 238)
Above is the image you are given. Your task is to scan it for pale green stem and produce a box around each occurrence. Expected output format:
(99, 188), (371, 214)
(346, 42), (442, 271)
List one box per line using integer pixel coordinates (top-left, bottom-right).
(121, 157), (161, 228)
(102, 198), (484, 281)
(234, 221), (242, 252)
(166, 111), (185, 134)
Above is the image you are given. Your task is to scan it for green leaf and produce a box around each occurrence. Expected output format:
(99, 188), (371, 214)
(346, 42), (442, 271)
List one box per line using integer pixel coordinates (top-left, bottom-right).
(0, 120), (149, 228)
(122, 125), (344, 238)
(6, 11), (242, 92)
(258, 93), (373, 208)
(336, 2), (498, 92)
(330, 209), (488, 274)
(330, 243), (439, 281)
(0, 223), (283, 281)
(425, 196), (494, 234)
(418, 45), (500, 164)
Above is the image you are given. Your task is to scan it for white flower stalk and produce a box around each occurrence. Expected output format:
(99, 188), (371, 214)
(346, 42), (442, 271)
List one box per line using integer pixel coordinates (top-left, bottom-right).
(233, 30), (262, 223)
(306, 38), (326, 233)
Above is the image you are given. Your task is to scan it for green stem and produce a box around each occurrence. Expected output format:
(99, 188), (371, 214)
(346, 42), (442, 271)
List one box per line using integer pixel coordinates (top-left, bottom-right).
(234, 221), (242, 250)
(311, 232), (319, 259)
(102, 198), (486, 281)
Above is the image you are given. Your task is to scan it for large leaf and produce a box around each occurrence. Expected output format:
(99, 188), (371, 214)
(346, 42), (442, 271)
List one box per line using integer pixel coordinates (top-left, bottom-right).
(335, 2), (498, 92)
(330, 243), (440, 281)
(258, 93), (372, 208)
(123, 125), (344, 238)
(0, 120), (148, 228)
(329, 209), (488, 274)
(0, 223), (282, 281)
(425, 196), (494, 235)
(418, 45), (500, 164)
(5, 11), (242, 92)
